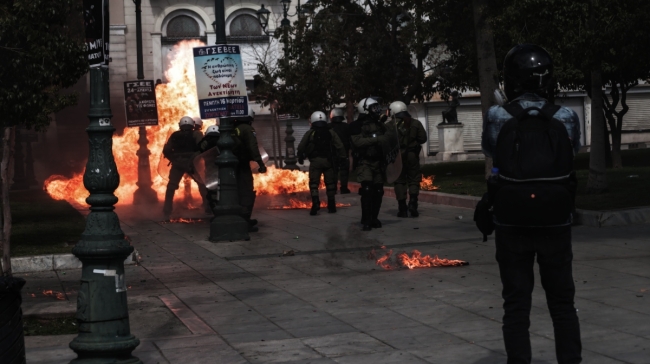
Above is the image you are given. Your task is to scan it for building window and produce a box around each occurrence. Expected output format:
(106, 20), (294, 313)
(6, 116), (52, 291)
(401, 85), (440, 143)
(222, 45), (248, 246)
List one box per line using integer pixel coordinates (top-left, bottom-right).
(230, 14), (262, 36)
(167, 15), (200, 38)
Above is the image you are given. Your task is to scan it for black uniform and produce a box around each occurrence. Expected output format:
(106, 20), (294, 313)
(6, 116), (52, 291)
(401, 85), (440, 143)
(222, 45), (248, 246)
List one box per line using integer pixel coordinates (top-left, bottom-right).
(162, 126), (198, 218)
(350, 113), (388, 231)
(197, 132), (221, 209)
(232, 120), (265, 229)
(329, 117), (351, 194)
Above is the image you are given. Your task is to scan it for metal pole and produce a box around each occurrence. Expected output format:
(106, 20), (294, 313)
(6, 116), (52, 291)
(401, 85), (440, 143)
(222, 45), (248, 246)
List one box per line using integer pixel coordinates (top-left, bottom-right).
(69, 66), (141, 364)
(132, 0), (158, 204)
(283, 119), (299, 170)
(209, 0), (250, 241)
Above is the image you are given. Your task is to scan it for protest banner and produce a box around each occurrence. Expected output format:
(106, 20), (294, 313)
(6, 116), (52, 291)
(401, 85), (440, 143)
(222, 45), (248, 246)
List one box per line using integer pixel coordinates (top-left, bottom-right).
(83, 0), (109, 67)
(193, 45), (249, 119)
(124, 80), (159, 127)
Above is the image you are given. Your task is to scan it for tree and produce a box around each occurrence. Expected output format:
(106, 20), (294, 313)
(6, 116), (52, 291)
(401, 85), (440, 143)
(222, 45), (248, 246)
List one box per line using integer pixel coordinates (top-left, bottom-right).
(0, 0), (88, 275)
(493, 0), (650, 191)
(255, 0), (417, 119)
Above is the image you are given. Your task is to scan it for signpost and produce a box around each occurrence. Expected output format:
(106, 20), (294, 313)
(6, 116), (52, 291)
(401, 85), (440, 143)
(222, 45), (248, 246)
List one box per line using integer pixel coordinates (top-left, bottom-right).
(193, 39), (251, 241)
(193, 45), (249, 119)
(83, 0), (109, 67)
(123, 80), (159, 127)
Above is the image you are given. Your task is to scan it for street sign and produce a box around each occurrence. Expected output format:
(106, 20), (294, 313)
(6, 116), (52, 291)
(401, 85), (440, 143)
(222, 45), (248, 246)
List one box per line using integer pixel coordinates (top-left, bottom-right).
(124, 80), (159, 127)
(192, 45), (249, 119)
(83, 0), (109, 67)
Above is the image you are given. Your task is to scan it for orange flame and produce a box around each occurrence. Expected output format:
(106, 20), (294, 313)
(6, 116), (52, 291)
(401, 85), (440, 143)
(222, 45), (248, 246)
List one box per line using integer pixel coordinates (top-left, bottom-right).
(369, 247), (467, 270)
(420, 175), (439, 191)
(267, 198), (351, 210)
(44, 40), (329, 207)
(42, 290), (66, 300)
(163, 218), (207, 224)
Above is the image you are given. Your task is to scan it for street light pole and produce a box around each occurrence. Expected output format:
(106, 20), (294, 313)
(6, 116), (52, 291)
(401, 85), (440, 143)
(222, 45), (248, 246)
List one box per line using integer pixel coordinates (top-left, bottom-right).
(69, 66), (141, 364)
(210, 0), (250, 241)
(132, 0), (158, 205)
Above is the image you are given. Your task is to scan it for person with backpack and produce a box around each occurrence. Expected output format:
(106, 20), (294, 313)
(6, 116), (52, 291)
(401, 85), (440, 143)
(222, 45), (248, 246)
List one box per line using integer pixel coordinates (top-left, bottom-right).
(162, 116), (201, 220)
(478, 44), (582, 364)
(328, 108), (352, 194)
(297, 111), (347, 215)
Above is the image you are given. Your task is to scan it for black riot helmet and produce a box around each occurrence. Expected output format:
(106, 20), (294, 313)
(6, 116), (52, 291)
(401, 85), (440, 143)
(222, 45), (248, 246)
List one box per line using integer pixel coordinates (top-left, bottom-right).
(503, 44), (554, 100)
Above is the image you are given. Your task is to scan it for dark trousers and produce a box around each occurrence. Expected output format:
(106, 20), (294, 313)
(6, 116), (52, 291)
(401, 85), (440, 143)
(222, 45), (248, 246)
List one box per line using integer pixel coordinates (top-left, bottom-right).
(236, 165), (256, 217)
(495, 228), (582, 364)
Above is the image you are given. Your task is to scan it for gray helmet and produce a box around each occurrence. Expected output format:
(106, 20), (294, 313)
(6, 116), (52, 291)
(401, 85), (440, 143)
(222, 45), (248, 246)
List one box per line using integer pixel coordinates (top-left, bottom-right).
(310, 111), (327, 126)
(388, 101), (411, 119)
(206, 125), (219, 135)
(357, 98), (381, 115)
(329, 108), (344, 120)
(193, 117), (203, 128)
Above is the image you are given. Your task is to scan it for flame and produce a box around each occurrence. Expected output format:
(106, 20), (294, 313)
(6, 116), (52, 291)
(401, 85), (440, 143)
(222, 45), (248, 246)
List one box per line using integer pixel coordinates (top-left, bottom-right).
(43, 40), (337, 209)
(42, 290), (66, 300)
(420, 175), (439, 191)
(369, 246), (467, 270)
(163, 218), (207, 224)
(397, 250), (467, 269)
(267, 198), (351, 210)
(44, 40), (208, 206)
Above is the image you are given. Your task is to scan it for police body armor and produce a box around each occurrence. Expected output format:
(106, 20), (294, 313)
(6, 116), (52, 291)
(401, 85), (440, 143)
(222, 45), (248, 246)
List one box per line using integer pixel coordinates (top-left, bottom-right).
(307, 126), (333, 160)
(164, 129), (197, 169)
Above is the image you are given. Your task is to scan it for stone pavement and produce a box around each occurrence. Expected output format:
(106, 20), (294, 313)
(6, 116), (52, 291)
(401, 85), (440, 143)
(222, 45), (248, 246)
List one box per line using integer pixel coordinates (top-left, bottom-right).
(22, 193), (650, 363)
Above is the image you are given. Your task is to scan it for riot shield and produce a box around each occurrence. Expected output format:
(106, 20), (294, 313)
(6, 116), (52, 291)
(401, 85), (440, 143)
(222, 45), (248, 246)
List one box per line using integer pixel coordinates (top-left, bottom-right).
(193, 147), (220, 190)
(251, 144), (269, 171)
(381, 118), (403, 184)
(407, 105), (426, 166)
(156, 128), (175, 181)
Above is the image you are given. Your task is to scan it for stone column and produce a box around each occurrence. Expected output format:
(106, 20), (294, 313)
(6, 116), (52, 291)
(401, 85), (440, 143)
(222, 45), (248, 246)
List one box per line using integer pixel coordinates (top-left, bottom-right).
(436, 123), (467, 162)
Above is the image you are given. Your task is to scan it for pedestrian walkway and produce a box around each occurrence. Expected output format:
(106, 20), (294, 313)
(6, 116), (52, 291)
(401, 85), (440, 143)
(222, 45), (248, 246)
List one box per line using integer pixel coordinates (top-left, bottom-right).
(23, 193), (650, 363)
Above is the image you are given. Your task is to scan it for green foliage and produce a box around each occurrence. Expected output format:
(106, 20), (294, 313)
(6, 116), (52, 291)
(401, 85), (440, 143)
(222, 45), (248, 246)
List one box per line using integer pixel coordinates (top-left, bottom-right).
(0, 0), (88, 131)
(255, 0), (418, 117)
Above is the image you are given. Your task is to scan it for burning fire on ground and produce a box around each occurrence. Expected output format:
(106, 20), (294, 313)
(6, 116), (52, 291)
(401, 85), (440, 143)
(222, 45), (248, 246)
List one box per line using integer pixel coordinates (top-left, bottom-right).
(162, 218), (208, 224)
(41, 290), (68, 300)
(43, 40), (332, 208)
(369, 246), (467, 270)
(420, 175), (439, 191)
(268, 198), (351, 210)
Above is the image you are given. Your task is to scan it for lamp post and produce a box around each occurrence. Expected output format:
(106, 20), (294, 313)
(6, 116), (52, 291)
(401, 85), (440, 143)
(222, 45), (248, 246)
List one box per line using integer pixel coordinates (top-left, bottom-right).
(69, 2), (140, 362)
(132, 0), (158, 205)
(209, 0), (250, 242)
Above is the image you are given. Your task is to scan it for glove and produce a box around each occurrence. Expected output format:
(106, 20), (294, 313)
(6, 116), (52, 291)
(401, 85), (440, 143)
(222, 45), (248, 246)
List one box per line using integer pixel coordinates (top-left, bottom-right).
(380, 114), (388, 123)
(298, 157), (304, 165)
(257, 162), (267, 173)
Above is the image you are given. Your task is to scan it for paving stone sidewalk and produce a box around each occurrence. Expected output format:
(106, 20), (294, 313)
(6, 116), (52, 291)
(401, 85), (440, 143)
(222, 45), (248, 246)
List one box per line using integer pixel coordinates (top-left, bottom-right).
(23, 193), (650, 363)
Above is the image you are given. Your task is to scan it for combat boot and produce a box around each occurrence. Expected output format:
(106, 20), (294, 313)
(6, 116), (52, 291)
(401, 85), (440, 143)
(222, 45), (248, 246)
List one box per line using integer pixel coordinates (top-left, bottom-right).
(340, 186), (351, 194)
(371, 190), (383, 228)
(397, 200), (409, 218)
(327, 198), (337, 213)
(408, 194), (419, 217)
(310, 196), (320, 216)
(361, 187), (373, 231)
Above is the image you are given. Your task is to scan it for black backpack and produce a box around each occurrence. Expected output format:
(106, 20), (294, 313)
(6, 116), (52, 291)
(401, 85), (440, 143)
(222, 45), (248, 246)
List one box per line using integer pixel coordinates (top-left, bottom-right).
(490, 103), (576, 227)
(309, 127), (333, 159)
(165, 130), (197, 158)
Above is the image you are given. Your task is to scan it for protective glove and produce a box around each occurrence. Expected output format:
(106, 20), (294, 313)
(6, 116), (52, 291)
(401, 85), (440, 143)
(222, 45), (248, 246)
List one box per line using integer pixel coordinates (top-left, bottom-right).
(379, 114), (388, 123)
(257, 162), (267, 173)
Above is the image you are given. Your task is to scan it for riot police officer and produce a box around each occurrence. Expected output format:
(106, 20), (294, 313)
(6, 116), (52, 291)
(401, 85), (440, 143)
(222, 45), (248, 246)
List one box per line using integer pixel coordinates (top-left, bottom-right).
(193, 117), (204, 134)
(232, 107), (267, 232)
(350, 98), (388, 231)
(198, 125), (220, 153)
(328, 108), (351, 194)
(389, 101), (427, 218)
(297, 111), (347, 215)
(162, 116), (199, 219)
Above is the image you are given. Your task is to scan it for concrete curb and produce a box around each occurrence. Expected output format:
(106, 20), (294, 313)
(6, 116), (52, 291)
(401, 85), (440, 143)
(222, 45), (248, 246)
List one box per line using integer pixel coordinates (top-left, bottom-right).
(11, 249), (139, 273)
(350, 182), (650, 228)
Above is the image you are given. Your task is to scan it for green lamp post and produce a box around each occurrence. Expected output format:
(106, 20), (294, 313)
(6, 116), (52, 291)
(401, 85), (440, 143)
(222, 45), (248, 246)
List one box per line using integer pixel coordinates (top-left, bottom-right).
(69, 3), (140, 362)
(209, 0), (250, 242)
